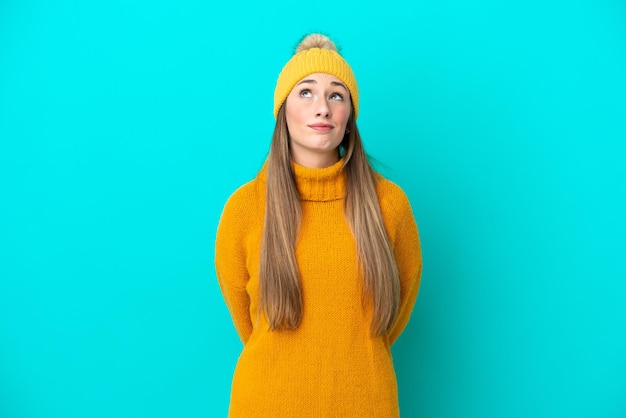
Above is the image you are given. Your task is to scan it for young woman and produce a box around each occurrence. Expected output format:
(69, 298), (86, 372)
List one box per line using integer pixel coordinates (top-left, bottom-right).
(215, 33), (422, 417)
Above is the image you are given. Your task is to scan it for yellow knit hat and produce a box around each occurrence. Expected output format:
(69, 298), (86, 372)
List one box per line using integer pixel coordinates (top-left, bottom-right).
(273, 34), (359, 119)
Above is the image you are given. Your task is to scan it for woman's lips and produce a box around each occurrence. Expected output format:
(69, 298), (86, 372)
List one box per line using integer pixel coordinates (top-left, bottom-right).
(308, 123), (333, 131)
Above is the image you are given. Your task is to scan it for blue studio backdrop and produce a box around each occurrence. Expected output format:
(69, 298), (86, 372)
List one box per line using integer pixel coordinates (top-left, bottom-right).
(1, 1), (625, 417)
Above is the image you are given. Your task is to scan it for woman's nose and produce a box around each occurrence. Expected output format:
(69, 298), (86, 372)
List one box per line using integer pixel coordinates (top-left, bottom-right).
(315, 98), (331, 117)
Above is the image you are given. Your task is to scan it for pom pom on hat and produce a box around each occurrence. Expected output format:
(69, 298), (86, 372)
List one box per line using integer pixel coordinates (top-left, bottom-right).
(295, 33), (338, 53)
(273, 34), (359, 119)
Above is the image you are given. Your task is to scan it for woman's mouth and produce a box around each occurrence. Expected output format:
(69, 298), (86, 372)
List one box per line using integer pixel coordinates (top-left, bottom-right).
(308, 123), (333, 131)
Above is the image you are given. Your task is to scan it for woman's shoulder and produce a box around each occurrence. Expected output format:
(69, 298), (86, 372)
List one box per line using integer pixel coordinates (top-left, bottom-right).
(222, 177), (264, 214)
(216, 175), (266, 250)
(374, 174), (416, 229)
(218, 175), (267, 232)
(375, 175), (411, 211)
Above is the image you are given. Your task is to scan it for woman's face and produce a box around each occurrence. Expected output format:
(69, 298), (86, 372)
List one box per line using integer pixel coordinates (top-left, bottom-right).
(285, 72), (352, 168)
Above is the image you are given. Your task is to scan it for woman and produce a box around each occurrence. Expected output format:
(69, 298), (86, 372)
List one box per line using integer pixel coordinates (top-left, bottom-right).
(215, 33), (422, 417)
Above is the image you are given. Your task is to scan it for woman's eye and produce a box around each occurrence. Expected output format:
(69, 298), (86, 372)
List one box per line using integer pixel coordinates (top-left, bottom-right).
(330, 92), (344, 101)
(299, 89), (312, 98)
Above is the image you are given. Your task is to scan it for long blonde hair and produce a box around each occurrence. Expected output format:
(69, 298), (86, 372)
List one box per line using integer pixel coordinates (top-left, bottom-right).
(259, 105), (400, 336)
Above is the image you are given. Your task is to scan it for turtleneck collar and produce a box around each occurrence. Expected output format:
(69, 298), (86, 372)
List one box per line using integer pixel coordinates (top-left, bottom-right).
(258, 158), (347, 202)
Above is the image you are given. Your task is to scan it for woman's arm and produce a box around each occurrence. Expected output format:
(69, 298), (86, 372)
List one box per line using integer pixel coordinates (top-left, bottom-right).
(386, 189), (422, 345)
(215, 187), (254, 344)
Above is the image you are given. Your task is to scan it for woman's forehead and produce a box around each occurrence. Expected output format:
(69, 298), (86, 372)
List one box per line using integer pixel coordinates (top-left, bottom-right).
(295, 73), (347, 88)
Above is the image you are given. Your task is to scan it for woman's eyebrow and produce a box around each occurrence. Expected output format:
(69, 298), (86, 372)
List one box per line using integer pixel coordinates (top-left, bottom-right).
(296, 79), (316, 86)
(331, 81), (348, 91)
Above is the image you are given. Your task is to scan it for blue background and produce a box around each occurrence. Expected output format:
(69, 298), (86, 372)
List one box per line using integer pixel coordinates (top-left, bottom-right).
(1, 0), (625, 417)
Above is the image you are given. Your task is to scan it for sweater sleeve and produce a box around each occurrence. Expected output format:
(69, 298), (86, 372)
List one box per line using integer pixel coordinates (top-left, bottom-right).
(387, 189), (422, 345)
(215, 186), (254, 344)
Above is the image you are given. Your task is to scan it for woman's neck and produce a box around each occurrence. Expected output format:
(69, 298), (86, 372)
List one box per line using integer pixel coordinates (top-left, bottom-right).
(290, 149), (339, 169)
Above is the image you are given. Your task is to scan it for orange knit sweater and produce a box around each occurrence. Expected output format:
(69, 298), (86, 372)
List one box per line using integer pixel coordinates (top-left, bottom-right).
(215, 159), (422, 417)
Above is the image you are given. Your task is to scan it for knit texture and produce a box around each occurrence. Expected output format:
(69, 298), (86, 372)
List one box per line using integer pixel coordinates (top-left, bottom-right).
(215, 159), (421, 417)
(274, 47), (360, 119)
